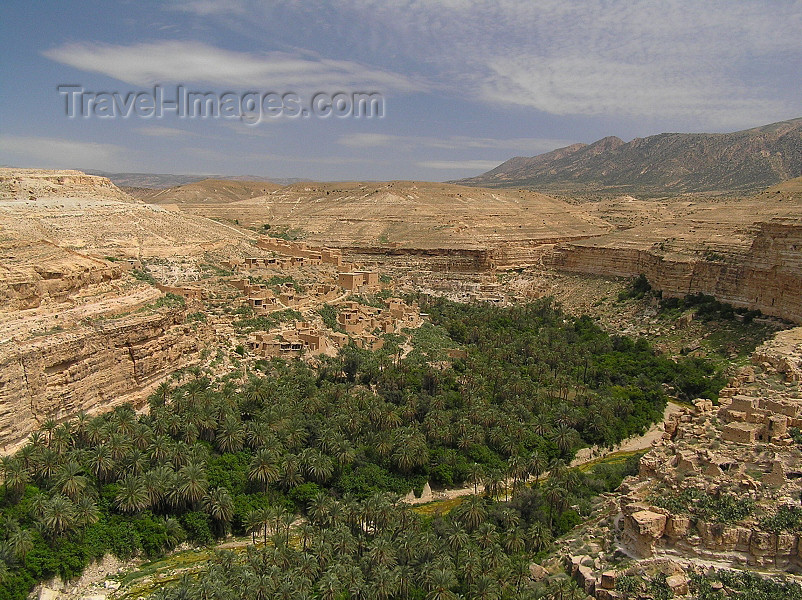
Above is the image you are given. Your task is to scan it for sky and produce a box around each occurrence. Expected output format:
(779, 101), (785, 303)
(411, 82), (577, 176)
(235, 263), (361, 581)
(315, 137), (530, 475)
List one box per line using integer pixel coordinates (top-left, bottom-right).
(1, 0), (800, 182)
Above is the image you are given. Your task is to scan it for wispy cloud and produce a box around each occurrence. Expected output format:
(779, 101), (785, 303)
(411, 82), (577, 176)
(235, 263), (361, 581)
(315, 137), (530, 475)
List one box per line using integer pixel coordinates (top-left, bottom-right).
(339, 133), (575, 154)
(136, 126), (200, 138)
(42, 41), (425, 93)
(416, 160), (502, 171)
(284, 0), (802, 128)
(167, 0), (247, 16)
(0, 136), (128, 171)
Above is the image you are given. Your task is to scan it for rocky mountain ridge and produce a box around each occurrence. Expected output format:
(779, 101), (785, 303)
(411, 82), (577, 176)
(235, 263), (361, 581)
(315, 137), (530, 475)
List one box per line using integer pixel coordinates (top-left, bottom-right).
(457, 118), (802, 194)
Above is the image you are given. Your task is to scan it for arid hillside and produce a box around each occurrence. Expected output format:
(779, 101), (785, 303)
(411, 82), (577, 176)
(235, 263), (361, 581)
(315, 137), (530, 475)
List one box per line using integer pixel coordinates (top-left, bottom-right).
(0, 170), (261, 452)
(150, 180), (611, 248)
(457, 118), (802, 195)
(140, 178), (283, 205)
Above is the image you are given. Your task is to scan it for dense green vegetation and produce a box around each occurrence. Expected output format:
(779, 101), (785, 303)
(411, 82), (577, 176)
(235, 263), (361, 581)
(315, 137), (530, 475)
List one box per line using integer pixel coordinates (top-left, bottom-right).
(232, 308), (304, 332)
(690, 569), (802, 600)
(317, 304), (344, 333)
(0, 297), (728, 599)
(650, 487), (754, 524)
(760, 505), (802, 534)
(151, 458), (637, 600)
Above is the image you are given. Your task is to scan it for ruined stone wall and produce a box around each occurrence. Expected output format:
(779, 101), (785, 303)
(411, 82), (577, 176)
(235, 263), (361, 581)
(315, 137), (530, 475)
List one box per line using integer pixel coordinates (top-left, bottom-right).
(0, 309), (208, 452)
(344, 247), (495, 272)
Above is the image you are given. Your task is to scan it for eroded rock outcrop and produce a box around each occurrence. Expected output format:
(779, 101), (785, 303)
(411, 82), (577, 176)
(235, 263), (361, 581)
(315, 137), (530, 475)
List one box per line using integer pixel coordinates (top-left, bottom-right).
(549, 218), (802, 323)
(0, 307), (209, 452)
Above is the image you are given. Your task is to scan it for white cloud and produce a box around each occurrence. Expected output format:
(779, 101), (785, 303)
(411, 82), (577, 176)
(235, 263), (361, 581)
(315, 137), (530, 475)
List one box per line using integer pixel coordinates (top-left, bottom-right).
(42, 41), (425, 93)
(136, 125), (199, 138)
(0, 136), (128, 171)
(292, 0), (802, 128)
(416, 159), (502, 170)
(339, 133), (575, 153)
(167, 0), (247, 16)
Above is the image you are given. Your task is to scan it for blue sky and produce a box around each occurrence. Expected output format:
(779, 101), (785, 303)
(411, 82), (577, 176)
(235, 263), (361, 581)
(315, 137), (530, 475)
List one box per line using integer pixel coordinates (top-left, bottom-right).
(1, 0), (800, 181)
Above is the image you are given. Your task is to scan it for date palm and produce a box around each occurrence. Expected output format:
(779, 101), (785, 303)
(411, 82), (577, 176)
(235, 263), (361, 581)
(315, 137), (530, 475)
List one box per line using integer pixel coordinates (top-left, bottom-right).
(116, 475), (150, 513)
(41, 494), (76, 538)
(279, 454), (304, 490)
(174, 462), (209, 507)
(8, 527), (33, 563)
(0, 457), (29, 499)
(75, 496), (100, 527)
(202, 487), (234, 530)
(482, 469), (505, 501)
(248, 449), (280, 493)
(467, 462), (485, 494)
(528, 450), (547, 484)
(455, 495), (486, 532)
(215, 416), (245, 453)
(86, 445), (115, 483)
(55, 460), (89, 501)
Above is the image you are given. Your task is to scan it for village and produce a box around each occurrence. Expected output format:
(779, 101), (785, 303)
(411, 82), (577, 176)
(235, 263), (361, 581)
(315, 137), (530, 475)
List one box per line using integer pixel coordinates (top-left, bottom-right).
(210, 236), (425, 360)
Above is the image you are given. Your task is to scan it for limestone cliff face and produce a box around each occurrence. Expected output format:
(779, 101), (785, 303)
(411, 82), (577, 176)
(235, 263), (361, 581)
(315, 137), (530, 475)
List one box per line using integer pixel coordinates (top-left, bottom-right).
(0, 241), (126, 310)
(548, 221), (802, 323)
(0, 168), (135, 203)
(0, 309), (208, 452)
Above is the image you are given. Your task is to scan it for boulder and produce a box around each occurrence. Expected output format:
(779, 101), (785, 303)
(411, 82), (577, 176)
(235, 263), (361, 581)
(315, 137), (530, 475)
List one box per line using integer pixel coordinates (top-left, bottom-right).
(666, 574), (689, 596)
(631, 510), (667, 538)
(529, 563), (548, 581)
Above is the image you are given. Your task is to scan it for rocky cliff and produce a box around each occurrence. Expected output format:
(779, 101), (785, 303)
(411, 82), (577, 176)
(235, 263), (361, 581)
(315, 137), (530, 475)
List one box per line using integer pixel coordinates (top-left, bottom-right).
(0, 168), (136, 203)
(548, 217), (802, 323)
(0, 307), (209, 452)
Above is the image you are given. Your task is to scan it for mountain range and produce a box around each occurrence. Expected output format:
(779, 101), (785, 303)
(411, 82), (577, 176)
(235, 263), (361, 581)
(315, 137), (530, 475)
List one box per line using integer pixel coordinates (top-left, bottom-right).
(455, 118), (802, 195)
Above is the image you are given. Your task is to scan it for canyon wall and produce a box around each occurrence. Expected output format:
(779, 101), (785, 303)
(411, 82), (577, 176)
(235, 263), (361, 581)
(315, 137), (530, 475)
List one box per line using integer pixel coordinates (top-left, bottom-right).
(0, 308), (209, 452)
(548, 220), (802, 323)
(0, 241), (128, 311)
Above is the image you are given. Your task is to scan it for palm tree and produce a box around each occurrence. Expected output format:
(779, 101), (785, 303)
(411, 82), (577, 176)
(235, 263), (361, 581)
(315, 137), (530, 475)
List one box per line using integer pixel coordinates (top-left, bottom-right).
(424, 567), (458, 600)
(41, 494), (76, 538)
(249, 449), (280, 493)
(304, 450), (334, 484)
(307, 492), (333, 527)
(317, 570), (343, 600)
(1, 457), (29, 499)
(86, 445), (115, 483)
(74, 496), (100, 527)
(116, 475), (150, 513)
(55, 460), (89, 501)
(526, 521), (552, 553)
(371, 566), (400, 600)
(529, 450), (547, 484)
(279, 454), (304, 490)
(8, 527), (33, 563)
(174, 462), (209, 507)
(446, 523), (469, 566)
(482, 470), (505, 500)
(543, 482), (567, 529)
(215, 415), (245, 453)
(507, 454), (529, 494)
(550, 424), (579, 456)
(202, 487), (234, 531)
(456, 495), (486, 532)
(245, 509), (263, 545)
(470, 575), (503, 600)
(467, 463), (485, 494)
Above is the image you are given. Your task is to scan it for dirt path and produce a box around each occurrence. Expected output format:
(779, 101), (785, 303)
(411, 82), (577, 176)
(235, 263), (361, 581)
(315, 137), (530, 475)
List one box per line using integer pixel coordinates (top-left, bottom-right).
(405, 401), (682, 505)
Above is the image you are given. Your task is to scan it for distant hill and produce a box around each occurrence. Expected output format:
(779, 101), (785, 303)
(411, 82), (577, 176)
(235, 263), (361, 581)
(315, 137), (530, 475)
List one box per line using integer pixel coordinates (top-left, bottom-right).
(455, 118), (802, 195)
(85, 170), (308, 189)
(135, 178), (284, 205)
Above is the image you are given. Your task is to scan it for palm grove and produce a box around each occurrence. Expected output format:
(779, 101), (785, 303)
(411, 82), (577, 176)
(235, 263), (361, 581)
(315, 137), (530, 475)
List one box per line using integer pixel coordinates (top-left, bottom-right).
(0, 297), (726, 599)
